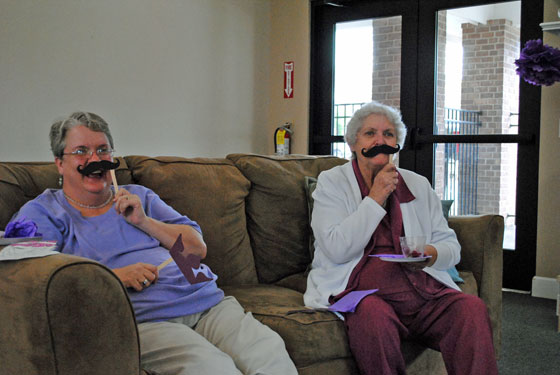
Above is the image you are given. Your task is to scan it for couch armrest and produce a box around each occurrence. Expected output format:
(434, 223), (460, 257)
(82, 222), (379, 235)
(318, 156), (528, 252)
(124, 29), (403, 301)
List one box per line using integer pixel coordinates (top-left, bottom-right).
(0, 253), (142, 375)
(447, 214), (503, 357)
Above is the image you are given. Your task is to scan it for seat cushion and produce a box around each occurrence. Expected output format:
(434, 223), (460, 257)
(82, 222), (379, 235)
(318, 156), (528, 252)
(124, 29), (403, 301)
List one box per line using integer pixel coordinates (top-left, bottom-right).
(225, 284), (450, 374)
(222, 284), (352, 368)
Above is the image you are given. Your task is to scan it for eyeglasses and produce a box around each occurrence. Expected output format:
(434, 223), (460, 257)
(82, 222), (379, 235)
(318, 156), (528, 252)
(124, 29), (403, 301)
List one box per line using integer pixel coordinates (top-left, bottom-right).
(62, 147), (115, 159)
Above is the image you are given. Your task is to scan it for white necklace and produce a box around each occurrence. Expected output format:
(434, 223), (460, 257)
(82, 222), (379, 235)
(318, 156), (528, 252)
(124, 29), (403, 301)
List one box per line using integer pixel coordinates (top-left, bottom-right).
(64, 190), (114, 209)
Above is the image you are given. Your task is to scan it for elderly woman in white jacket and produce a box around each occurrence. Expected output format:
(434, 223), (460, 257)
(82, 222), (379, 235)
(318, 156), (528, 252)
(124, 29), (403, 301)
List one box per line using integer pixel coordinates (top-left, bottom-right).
(304, 101), (498, 375)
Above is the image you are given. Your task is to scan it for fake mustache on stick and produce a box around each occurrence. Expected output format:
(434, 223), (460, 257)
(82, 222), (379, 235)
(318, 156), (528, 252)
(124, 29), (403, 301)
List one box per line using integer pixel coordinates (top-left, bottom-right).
(361, 144), (401, 158)
(76, 159), (120, 176)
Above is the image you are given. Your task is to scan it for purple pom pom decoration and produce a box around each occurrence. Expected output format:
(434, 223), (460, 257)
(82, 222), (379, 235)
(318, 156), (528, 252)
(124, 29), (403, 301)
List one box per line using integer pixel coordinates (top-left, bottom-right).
(515, 39), (560, 86)
(4, 217), (41, 238)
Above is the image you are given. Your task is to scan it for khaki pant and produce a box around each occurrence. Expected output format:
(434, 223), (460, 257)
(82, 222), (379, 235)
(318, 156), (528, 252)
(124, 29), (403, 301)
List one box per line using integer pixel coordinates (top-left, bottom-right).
(138, 296), (297, 375)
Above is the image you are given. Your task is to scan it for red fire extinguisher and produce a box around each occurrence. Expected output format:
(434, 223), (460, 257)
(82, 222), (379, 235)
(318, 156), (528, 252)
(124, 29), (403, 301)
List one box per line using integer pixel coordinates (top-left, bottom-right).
(274, 122), (293, 156)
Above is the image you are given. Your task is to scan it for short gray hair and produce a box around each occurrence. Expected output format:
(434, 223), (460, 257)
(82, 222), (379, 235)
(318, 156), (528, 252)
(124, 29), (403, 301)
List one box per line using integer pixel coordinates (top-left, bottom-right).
(345, 101), (407, 149)
(50, 112), (114, 158)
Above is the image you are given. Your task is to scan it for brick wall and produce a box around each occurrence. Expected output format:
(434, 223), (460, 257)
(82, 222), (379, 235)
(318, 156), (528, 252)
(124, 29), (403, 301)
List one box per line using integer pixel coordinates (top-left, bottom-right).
(461, 19), (519, 217)
(371, 16), (402, 109)
(434, 12), (447, 200)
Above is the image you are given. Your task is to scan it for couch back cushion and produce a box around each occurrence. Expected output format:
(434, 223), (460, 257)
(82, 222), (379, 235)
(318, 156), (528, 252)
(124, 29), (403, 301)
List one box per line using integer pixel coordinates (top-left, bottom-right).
(125, 156), (257, 286)
(0, 157), (132, 229)
(227, 154), (348, 284)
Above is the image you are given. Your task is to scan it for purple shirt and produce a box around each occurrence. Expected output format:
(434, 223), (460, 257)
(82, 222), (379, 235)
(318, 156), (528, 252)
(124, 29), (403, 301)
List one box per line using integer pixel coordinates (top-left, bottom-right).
(11, 185), (224, 323)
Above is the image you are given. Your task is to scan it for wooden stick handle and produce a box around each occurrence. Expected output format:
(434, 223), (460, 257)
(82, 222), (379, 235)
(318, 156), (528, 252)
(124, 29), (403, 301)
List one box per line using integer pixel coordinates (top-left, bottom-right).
(157, 257), (173, 271)
(110, 169), (119, 195)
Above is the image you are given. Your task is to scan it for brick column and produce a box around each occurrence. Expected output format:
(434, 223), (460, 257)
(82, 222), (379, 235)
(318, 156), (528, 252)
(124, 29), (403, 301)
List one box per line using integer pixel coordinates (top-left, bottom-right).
(371, 17), (402, 109)
(461, 19), (519, 217)
(434, 12), (447, 200)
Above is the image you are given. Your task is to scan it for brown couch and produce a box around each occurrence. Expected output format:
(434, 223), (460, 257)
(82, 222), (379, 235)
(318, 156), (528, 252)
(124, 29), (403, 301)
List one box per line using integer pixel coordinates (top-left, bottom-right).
(0, 154), (503, 375)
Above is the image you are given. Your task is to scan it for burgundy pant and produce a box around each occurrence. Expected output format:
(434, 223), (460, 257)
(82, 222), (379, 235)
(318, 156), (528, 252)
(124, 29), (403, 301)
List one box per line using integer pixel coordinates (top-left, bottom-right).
(344, 290), (498, 375)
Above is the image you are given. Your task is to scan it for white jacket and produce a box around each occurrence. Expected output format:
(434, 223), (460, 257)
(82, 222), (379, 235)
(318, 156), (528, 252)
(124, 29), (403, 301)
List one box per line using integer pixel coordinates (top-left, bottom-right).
(304, 162), (461, 309)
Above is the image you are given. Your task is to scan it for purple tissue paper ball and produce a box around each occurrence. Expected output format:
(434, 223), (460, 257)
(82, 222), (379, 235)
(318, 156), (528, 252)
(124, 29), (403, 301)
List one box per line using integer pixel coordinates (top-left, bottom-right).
(515, 39), (560, 86)
(4, 217), (40, 238)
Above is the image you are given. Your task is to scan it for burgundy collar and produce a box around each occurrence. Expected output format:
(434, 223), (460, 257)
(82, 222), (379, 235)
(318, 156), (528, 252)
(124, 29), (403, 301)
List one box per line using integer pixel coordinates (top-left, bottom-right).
(351, 158), (415, 203)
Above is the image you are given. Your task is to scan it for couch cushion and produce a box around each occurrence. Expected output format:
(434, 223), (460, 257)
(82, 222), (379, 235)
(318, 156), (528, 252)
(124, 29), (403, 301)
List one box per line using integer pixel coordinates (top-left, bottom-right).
(304, 176), (318, 272)
(222, 284), (351, 369)
(0, 162), (55, 229)
(275, 272), (308, 294)
(125, 156), (257, 286)
(457, 270), (478, 296)
(225, 284), (450, 373)
(226, 154), (348, 284)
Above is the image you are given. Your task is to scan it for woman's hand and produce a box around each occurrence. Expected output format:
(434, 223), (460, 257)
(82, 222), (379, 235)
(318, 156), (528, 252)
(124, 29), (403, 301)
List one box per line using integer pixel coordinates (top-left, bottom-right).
(114, 189), (147, 227)
(422, 245), (438, 266)
(402, 245), (438, 270)
(368, 163), (399, 206)
(113, 188), (206, 258)
(113, 263), (158, 291)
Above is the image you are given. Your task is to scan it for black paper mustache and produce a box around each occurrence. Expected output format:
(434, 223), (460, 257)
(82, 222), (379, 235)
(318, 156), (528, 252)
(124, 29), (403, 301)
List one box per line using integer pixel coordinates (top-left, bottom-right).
(361, 144), (401, 158)
(77, 159), (120, 176)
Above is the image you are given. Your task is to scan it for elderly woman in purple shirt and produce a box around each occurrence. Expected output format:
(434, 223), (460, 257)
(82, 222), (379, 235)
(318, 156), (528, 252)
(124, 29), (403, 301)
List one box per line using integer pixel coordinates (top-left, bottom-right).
(10, 111), (297, 375)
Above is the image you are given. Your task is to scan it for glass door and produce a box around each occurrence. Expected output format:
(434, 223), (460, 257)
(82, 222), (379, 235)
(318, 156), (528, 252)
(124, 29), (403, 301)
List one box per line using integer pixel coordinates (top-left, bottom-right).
(309, 0), (543, 290)
(414, 0), (542, 291)
(331, 16), (403, 159)
(309, 0), (418, 155)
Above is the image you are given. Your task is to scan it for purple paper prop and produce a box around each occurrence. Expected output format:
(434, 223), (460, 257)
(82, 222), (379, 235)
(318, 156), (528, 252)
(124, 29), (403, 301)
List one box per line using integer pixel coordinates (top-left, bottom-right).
(515, 39), (560, 86)
(169, 234), (213, 284)
(4, 217), (41, 238)
(328, 289), (378, 313)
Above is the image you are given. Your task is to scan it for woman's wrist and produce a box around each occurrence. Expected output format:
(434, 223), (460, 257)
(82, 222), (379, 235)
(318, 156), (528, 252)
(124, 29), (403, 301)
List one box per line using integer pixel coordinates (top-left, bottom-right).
(424, 245), (438, 267)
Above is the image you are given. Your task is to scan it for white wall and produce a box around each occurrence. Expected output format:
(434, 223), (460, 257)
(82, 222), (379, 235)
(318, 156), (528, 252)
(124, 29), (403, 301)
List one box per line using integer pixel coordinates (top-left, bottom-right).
(0, 0), (271, 161)
(267, 0), (310, 155)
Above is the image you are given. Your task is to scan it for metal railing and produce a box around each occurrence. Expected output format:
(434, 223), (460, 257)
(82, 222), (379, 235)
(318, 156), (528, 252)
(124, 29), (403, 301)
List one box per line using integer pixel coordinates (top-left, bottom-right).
(332, 102), (365, 158)
(443, 108), (481, 215)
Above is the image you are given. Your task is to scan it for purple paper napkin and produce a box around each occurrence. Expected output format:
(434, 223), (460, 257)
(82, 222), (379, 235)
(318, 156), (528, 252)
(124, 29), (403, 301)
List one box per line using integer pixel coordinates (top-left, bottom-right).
(369, 254), (405, 258)
(328, 289), (378, 313)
